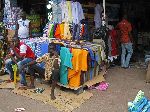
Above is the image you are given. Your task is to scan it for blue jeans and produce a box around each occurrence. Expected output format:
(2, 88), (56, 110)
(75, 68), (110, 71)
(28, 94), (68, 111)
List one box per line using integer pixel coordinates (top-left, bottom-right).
(17, 58), (33, 85)
(5, 59), (15, 80)
(121, 43), (133, 67)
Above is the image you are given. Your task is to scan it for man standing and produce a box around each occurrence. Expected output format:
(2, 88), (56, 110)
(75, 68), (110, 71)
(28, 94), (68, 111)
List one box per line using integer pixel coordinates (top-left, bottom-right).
(16, 12), (32, 39)
(5, 37), (35, 88)
(117, 14), (133, 68)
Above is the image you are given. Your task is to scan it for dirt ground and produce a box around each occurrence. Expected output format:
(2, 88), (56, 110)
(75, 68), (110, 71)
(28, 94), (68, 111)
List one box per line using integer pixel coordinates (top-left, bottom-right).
(0, 67), (150, 112)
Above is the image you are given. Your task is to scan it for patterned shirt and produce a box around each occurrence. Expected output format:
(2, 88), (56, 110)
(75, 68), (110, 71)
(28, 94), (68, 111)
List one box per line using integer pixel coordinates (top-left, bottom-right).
(36, 53), (60, 80)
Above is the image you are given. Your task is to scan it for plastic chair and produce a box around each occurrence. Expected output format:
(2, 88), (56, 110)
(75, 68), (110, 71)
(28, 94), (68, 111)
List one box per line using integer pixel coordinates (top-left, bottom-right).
(12, 64), (20, 86)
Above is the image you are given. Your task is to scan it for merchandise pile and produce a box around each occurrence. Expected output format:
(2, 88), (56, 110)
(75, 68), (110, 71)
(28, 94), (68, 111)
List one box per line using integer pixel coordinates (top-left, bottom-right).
(128, 90), (150, 112)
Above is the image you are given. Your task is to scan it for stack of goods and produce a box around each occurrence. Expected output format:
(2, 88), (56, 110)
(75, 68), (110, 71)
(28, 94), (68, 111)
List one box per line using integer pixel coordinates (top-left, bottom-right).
(128, 90), (150, 112)
(27, 14), (41, 37)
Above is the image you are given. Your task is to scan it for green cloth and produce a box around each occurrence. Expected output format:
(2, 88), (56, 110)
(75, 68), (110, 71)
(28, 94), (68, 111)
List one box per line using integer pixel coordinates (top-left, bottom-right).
(60, 47), (72, 85)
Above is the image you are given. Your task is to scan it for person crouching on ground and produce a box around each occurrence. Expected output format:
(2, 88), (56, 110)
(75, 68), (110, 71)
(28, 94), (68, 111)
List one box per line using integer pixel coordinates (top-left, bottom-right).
(5, 37), (35, 89)
(21, 43), (60, 100)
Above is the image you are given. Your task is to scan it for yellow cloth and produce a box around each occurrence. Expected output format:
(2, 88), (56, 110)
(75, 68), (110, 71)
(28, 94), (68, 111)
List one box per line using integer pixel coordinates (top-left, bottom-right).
(66, 1), (72, 22)
(68, 49), (88, 87)
(63, 22), (72, 40)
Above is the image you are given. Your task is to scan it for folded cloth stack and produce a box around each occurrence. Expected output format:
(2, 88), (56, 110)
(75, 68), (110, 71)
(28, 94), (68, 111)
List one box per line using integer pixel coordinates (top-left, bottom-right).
(128, 90), (150, 112)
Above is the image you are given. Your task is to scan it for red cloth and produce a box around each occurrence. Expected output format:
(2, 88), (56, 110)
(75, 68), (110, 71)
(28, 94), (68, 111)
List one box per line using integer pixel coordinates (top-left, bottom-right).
(11, 42), (35, 59)
(117, 19), (132, 43)
(109, 29), (119, 56)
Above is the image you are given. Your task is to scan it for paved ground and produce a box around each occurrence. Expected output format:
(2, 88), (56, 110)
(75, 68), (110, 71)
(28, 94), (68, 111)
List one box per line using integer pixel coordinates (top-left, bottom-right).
(0, 67), (150, 112)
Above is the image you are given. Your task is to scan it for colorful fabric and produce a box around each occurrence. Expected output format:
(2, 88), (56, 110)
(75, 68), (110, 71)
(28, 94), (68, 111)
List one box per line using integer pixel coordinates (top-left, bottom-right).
(60, 47), (72, 85)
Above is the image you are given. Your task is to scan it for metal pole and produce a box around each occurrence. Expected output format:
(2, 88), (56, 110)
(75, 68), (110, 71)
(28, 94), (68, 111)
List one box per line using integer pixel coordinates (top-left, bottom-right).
(103, 0), (106, 19)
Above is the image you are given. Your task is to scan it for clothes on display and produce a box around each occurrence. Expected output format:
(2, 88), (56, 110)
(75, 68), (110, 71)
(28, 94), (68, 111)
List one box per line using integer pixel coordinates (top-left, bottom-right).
(21, 37), (106, 88)
(43, 22), (88, 40)
(94, 4), (103, 29)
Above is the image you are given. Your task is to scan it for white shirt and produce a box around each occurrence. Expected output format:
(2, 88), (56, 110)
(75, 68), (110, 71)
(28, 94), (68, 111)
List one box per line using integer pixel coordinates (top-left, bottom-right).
(72, 2), (85, 24)
(18, 18), (30, 39)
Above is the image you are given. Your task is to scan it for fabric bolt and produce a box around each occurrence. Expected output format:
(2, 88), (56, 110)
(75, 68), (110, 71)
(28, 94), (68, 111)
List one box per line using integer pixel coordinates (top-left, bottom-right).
(94, 4), (103, 29)
(18, 18), (30, 39)
(72, 2), (85, 24)
(60, 47), (73, 85)
(36, 53), (60, 81)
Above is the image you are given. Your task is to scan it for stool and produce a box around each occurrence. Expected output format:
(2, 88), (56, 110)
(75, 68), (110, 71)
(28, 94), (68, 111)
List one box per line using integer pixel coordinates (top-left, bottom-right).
(12, 64), (19, 85)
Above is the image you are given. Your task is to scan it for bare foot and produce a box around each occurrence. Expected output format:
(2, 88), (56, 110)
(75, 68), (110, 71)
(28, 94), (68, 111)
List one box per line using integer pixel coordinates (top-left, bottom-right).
(51, 95), (56, 100)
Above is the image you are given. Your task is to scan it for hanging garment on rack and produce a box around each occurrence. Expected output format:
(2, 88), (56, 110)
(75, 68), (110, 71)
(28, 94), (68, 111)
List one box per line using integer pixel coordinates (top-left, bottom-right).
(72, 2), (85, 24)
(68, 48), (83, 87)
(59, 0), (68, 22)
(60, 47), (73, 85)
(63, 22), (72, 40)
(52, 0), (62, 23)
(66, 1), (73, 22)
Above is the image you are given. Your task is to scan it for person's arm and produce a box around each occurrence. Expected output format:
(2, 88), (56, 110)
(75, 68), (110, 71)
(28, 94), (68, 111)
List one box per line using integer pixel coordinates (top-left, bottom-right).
(10, 55), (18, 64)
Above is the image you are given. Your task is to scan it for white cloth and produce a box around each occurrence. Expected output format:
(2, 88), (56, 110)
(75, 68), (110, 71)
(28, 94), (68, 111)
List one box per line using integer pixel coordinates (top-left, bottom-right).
(20, 44), (27, 54)
(59, 0), (68, 22)
(18, 19), (30, 39)
(72, 2), (84, 24)
(94, 4), (103, 29)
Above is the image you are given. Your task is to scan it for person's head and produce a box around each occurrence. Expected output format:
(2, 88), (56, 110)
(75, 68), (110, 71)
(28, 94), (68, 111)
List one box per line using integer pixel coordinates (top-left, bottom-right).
(48, 43), (56, 54)
(12, 37), (20, 47)
(20, 11), (27, 20)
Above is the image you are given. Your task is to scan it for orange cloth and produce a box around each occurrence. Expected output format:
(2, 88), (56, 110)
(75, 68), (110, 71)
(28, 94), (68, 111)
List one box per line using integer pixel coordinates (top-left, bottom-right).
(81, 49), (88, 71)
(117, 19), (132, 43)
(54, 24), (61, 39)
(54, 23), (64, 39)
(68, 49), (88, 87)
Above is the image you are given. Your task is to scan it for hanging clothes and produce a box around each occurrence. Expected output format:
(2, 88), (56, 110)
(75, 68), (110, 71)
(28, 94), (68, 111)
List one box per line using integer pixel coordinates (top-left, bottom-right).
(52, 0), (62, 23)
(66, 1), (73, 22)
(63, 22), (72, 40)
(94, 4), (103, 29)
(72, 2), (85, 24)
(60, 47), (73, 85)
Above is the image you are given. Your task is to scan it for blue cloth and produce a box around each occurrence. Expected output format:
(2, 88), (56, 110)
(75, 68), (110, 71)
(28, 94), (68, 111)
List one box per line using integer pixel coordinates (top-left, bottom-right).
(17, 58), (34, 85)
(121, 42), (133, 68)
(56, 44), (61, 54)
(83, 46), (95, 67)
(60, 47), (72, 85)
(5, 59), (15, 80)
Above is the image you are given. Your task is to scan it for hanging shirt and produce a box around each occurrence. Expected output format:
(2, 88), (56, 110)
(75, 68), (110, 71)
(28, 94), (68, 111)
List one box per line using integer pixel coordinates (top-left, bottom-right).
(72, 2), (85, 24)
(94, 4), (103, 29)
(59, 0), (68, 22)
(60, 47), (73, 85)
(63, 22), (72, 40)
(66, 1), (73, 22)
(18, 18), (30, 39)
(52, 0), (62, 23)
(117, 19), (132, 43)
